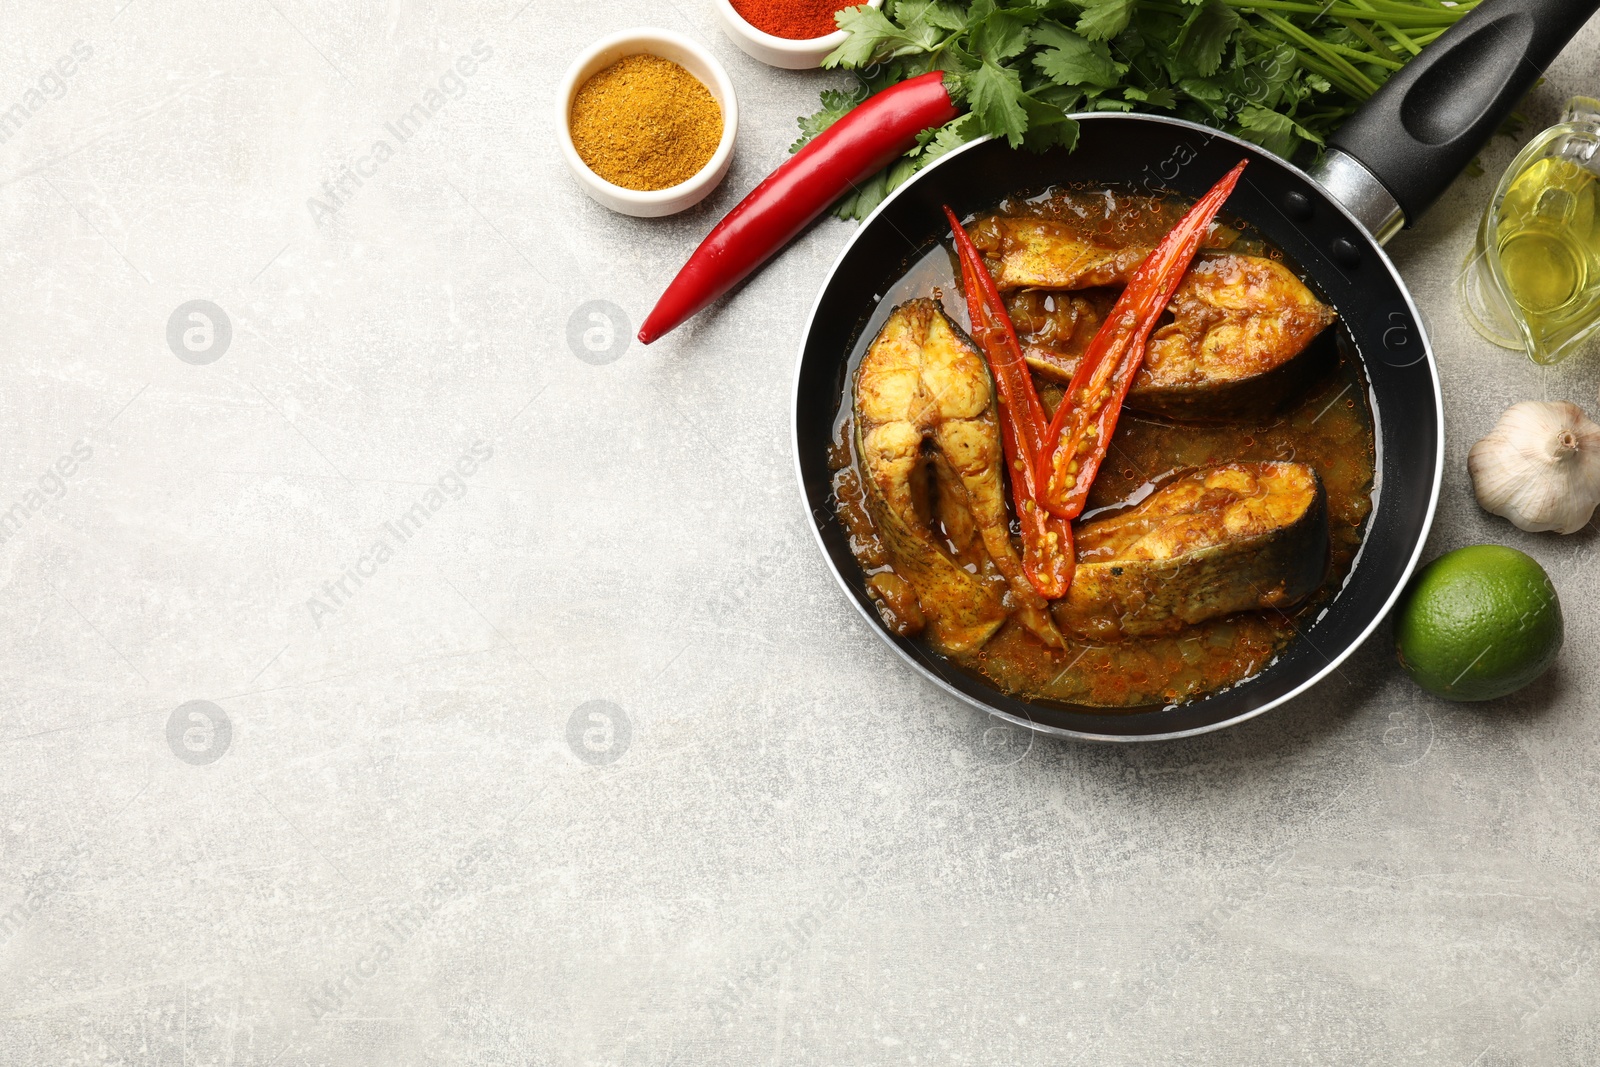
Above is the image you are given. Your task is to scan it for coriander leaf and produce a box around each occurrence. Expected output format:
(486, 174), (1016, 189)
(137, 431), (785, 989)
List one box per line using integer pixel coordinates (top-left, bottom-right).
(1027, 19), (1079, 50)
(966, 0), (997, 24)
(1032, 22), (1119, 87)
(834, 169), (890, 221)
(1237, 104), (1322, 156)
(822, 6), (940, 69)
(1031, 82), (1085, 113)
(1235, 40), (1298, 110)
(1177, 0), (1240, 78)
(791, 85), (868, 153)
(1020, 94), (1081, 152)
(884, 156), (921, 196)
(933, 44), (980, 88)
(1074, 0), (1136, 42)
(1177, 76), (1226, 107)
(964, 60), (1030, 147)
(892, 0), (968, 33)
(972, 9), (1036, 63)
(822, 8), (899, 67)
(906, 124), (942, 159)
(1236, 107), (1295, 154)
(1123, 85), (1176, 109)
(919, 113), (980, 164)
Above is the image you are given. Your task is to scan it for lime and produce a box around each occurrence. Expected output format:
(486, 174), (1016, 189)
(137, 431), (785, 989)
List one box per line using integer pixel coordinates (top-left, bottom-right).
(1393, 545), (1562, 701)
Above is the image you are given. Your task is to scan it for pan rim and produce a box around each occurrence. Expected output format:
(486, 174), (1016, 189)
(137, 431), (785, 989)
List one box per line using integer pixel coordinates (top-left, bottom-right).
(790, 114), (1444, 742)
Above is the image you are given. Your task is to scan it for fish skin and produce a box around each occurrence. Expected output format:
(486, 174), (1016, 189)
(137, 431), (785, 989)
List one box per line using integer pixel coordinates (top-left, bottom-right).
(1009, 253), (1339, 420)
(1056, 462), (1329, 638)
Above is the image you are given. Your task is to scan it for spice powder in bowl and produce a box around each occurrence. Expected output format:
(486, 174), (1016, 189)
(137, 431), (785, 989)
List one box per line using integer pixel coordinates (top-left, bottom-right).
(729, 0), (856, 39)
(568, 54), (723, 192)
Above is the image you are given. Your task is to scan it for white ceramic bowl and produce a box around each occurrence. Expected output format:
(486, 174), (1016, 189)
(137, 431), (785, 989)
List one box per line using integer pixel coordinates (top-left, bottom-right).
(713, 0), (883, 70)
(557, 29), (738, 218)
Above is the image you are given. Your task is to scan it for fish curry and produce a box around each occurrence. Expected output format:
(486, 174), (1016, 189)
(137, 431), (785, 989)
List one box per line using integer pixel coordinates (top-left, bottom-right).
(831, 185), (1376, 709)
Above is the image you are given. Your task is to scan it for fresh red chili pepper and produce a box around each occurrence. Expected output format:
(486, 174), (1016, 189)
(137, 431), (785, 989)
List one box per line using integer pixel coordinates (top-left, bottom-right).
(944, 206), (1074, 599)
(1043, 160), (1248, 519)
(943, 208), (1053, 465)
(638, 72), (962, 345)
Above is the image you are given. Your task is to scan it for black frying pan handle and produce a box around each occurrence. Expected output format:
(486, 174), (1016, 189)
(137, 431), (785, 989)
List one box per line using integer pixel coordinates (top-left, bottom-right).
(1326, 0), (1600, 226)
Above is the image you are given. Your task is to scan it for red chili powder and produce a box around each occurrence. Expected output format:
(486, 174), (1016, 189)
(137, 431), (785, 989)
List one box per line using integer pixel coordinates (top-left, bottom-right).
(730, 0), (855, 40)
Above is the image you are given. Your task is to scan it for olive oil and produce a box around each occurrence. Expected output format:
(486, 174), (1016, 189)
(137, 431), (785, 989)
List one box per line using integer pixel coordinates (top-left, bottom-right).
(1462, 98), (1600, 365)
(1498, 158), (1597, 314)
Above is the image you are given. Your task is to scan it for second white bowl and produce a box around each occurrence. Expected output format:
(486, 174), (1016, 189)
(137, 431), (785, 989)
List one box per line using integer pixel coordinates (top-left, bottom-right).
(713, 0), (883, 70)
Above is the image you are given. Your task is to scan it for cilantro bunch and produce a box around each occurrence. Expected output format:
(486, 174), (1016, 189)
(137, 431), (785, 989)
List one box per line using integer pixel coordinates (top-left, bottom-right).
(798, 0), (1483, 219)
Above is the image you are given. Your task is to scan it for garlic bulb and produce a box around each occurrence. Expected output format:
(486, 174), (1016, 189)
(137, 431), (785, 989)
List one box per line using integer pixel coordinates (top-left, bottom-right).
(1468, 400), (1600, 534)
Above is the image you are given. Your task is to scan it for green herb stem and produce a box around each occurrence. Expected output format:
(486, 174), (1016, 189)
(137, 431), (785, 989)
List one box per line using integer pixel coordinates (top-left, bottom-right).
(1324, 39), (1404, 71)
(1141, 0), (1467, 26)
(1342, 0), (1426, 53)
(1218, 0), (1473, 26)
(1337, 16), (1400, 60)
(1255, 10), (1382, 95)
(1384, 24), (1424, 54)
(1291, 50), (1373, 101)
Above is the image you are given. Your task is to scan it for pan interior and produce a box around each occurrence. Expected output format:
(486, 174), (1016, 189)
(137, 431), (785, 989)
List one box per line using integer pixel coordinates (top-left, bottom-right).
(795, 119), (1440, 740)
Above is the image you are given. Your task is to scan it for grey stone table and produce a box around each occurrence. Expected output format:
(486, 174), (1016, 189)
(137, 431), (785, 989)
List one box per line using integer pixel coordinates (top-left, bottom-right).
(2, 2), (1598, 1064)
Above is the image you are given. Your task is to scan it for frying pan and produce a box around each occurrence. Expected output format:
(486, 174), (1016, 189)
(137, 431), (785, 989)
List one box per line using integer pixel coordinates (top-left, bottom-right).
(793, 0), (1600, 741)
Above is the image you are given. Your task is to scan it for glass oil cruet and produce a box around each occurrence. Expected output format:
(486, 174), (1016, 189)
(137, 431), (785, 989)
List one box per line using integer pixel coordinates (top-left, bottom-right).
(1460, 97), (1600, 365)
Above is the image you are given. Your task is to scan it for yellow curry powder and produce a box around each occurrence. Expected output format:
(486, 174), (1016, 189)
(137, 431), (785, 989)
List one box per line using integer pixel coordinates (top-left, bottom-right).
(569, 54), (723, 192)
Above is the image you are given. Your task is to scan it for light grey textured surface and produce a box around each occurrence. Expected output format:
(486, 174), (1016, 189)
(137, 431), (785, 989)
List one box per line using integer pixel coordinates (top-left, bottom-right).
(3, 2), (1600, 1064)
